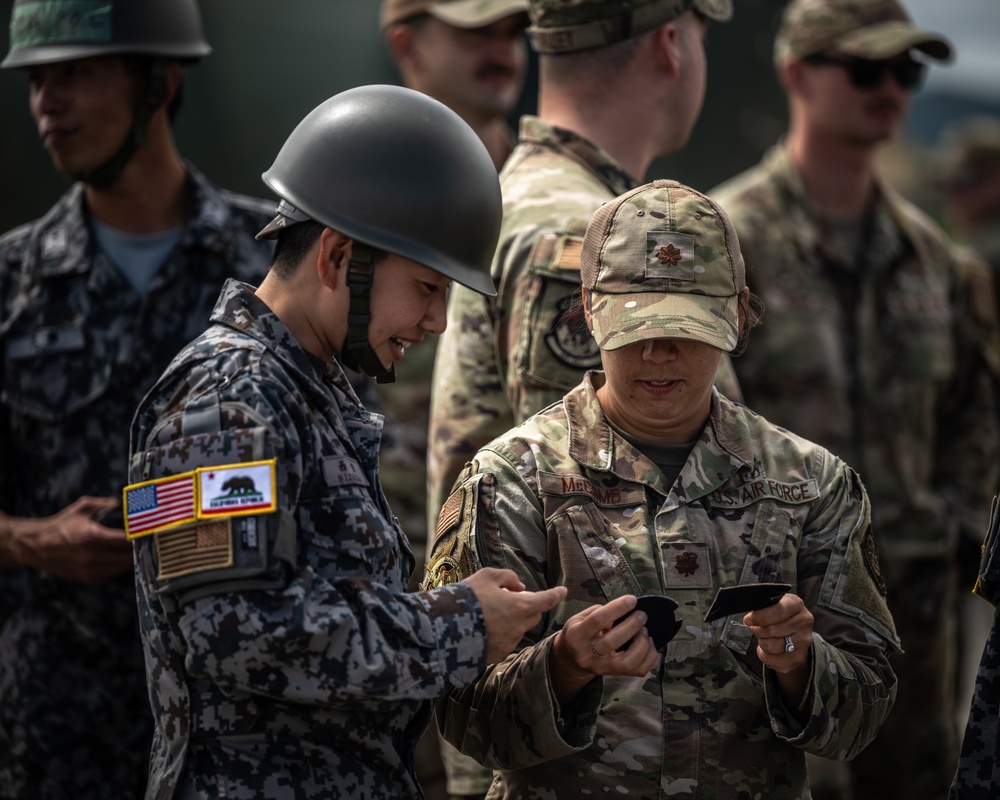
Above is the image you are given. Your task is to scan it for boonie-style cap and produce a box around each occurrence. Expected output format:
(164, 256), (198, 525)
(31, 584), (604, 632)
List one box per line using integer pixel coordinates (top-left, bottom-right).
(581, 179), (744, 353)
(527, 0), (732, 54)
(381, 0), (528, 30)
(774, 0), (952, 63)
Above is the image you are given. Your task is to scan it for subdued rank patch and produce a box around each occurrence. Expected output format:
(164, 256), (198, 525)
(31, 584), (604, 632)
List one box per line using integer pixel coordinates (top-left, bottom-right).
(424, 536), (472, 588)
(861, 525), (887, 597)
(198, 459), (277, 519)
(646, 231), (696, 281)
(155, 519), (234, 581)
(662, 542), (712, 589)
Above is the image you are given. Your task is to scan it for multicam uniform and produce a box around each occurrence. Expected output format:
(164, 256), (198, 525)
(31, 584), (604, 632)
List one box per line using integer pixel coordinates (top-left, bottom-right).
(427, 116), (742, 530)
(127, 280), (488, 800)
(426, 374), (899, 799)
(0, 167), (273, 799)
(712, 142), (1000, 798)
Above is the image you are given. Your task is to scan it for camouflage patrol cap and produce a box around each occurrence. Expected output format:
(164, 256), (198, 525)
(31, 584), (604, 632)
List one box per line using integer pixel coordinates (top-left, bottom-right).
(527, 0), (732, 54)
(939, 116), (1000, 190)
(381, 0), (528, 30)
(774, 0), (952, 64)
(581, 179), (744, 352)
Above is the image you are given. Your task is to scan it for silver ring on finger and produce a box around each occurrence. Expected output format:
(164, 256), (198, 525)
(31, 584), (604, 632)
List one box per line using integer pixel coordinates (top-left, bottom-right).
(784, 634), (795, 653)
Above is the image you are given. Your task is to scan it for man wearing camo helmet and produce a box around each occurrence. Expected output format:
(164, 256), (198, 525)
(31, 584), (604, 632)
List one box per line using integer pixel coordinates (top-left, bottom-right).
(426, 179), (900, 798)
(712, 1), (1000, 797)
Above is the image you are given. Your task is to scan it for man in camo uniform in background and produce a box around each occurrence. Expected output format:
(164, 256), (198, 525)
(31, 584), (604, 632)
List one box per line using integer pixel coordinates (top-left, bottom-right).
(427, 0), (741, 564)
(426, 179), (900, 798)
(0, 1), (276, 797)
(712, 1), (1000, 797)
(126, 84), (566, 800)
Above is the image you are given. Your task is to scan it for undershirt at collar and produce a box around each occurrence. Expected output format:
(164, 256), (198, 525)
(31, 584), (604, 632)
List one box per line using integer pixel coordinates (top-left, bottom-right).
(92, 219), (183, 296)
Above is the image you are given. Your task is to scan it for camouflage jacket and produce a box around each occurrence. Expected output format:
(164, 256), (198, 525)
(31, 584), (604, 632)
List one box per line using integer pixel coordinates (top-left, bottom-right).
(128, 280), (488, 800)
(951, 497), (1000, 799)
(0, 167), (273, 800)
(712, 143), (1000, 561)
(427, 116), (742, 532)
(427, 373), (900, 800)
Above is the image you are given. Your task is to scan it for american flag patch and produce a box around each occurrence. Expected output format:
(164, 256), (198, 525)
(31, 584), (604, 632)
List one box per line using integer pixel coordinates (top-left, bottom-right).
(124, 472), (197, 539)
(155, 520), (233, 580)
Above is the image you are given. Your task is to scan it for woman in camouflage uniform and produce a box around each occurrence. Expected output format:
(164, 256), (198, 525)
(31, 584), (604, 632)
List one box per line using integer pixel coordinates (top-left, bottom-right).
(427, 179), (901, 799)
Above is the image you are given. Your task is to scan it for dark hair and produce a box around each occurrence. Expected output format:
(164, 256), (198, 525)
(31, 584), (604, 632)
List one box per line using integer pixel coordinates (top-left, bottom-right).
(121, 56), (184, 124)
(270, 221), (392, 279)
(270, 220), (327, 279)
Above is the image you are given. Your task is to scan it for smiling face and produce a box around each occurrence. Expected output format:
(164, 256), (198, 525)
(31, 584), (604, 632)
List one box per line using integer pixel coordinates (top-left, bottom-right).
(27, 55), (137, 179)
(363, 253), (451, 372)
(595, 336), (722, 444)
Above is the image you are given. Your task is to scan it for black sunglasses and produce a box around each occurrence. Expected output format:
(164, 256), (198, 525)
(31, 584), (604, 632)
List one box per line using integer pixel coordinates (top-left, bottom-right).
(803, 53), (926, 91)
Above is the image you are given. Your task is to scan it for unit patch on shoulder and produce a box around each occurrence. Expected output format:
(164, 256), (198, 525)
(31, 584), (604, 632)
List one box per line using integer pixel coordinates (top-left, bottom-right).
(424, 536), (473, 588)
(544, 293), (602, 369)
(861, 525), (887, 597)
(156, 519), (234, 581)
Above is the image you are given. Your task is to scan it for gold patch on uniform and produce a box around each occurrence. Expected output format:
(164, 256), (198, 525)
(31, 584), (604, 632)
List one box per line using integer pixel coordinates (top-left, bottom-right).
(424, 537), (472, 588)
(861, 525), (887, 597)
(156, 519), (234, 581)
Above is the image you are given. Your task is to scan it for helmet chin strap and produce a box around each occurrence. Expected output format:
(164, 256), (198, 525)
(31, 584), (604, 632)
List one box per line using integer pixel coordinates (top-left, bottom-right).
(78, 58), (169, 189)
(338, 243), (396, 384)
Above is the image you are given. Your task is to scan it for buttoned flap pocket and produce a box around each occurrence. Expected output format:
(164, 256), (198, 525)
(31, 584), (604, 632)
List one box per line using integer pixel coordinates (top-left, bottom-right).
(298, 454), (402, 583)
(561, 502), (643, 600)
(3, 321), (111, 422)
(512, 234), (601, 408)
(719, 505), (798, 658)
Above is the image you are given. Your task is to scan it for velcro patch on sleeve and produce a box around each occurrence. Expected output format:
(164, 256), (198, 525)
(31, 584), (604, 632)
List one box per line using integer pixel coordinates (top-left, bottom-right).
(124, 459), (278, 540)
(124, 472), (197, 539)
(155, 519), (234, 581)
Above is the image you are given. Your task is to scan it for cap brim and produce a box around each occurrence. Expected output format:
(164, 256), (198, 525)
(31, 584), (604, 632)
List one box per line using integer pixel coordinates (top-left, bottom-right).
(429, 0), (528, 28)
(590, 291), (739, 352)
(255, 213), (294, 241)
(836, 22), (952, 62)
(692, 0), (733, 24)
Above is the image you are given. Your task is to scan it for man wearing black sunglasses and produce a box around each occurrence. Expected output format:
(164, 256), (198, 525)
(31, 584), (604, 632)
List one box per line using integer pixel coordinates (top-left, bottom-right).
(713, 1), (1000, 799)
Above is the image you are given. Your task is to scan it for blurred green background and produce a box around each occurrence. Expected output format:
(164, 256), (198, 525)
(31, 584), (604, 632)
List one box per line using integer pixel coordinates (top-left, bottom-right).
(1, 0), (998, 235)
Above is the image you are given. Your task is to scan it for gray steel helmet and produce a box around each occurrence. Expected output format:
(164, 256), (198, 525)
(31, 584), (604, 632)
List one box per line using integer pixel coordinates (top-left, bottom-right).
(2, 0), (211, 69)
(258, 84), (501, 298)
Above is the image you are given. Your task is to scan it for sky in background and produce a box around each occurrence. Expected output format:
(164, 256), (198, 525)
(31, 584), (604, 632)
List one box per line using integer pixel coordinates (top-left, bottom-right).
(906, 0), (1000, 101)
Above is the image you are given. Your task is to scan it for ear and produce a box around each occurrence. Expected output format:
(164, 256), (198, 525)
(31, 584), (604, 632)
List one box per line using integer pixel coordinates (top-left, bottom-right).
(780, 57), (805, 98)
(582, 286), (594, 332)
(386, 23), (418, 69)
(316, 228), (352, 293)
(162, 62), (184, 109)
(652, 21), (682, 78)
(736, 286), (750, 332)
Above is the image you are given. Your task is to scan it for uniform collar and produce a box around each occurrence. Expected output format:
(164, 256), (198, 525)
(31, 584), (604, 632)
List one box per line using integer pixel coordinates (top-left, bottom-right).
(564, 372), (753, 500)
(514, 116), (638, 198)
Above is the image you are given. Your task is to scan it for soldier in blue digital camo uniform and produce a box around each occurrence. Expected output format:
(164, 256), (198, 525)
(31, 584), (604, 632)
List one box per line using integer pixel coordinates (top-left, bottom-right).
(425, 179), (901, 799)
(0, 1), (276, 798)
(125, 85), (567, 800)
(952, 500), (1000, 797)
(711, 1), (1000, 797)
